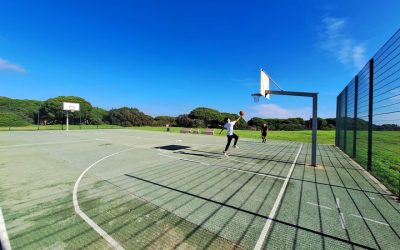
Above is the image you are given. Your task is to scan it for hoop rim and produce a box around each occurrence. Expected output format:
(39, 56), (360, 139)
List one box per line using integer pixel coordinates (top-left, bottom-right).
(251, 93), (262, 103)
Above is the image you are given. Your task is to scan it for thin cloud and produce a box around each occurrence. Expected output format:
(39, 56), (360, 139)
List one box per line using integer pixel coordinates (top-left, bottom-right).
(319, 16), (366, 70)
(230, 77), (257, 87)
(0, 58), (27, 73)
(250, 103), (312, 119)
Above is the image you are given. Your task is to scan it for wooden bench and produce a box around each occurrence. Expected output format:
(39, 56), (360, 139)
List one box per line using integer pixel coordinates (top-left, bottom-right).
(192, 128), (200, 134)
(203, 128), (214, 135)
(180, 128), (192, 133)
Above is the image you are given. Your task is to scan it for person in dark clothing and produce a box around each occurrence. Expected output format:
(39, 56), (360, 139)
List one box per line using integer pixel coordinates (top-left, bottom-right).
(261, 123), (268, 143)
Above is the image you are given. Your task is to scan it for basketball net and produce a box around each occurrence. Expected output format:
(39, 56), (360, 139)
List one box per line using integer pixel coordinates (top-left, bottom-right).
(251, 94), (262, 103)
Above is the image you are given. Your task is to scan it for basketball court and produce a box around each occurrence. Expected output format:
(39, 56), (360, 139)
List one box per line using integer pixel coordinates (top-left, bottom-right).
(0, 129), (399, 249)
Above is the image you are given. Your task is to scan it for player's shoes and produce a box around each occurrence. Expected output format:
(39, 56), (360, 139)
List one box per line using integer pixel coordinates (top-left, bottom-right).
(223, 151), (228, 156)
(233, 145), (239, 148)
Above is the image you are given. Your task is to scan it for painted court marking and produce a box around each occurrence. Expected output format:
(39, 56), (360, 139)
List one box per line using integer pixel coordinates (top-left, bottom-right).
(157, 150), (285, 180)
(0, 207), (12, 250)
(95, 138), (112, 142)
(339, 213), (347, 230)
(336, 198), (341, 209)
(306, 202), (332, 210)
(350, 214), (389, 226)
(226, 156), (258, 165)
(157, 153), (210, 166)
(73, 148), (136, 250)
(0, 139), (95, 149)
(254, 144), (303, 250)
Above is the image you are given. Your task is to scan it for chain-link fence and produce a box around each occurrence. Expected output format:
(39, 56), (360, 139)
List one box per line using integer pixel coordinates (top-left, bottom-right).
(336, 29), (400, 196)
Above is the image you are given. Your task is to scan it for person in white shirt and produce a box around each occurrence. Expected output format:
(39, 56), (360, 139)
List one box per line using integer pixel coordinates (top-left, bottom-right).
(219, 114), (243, 156)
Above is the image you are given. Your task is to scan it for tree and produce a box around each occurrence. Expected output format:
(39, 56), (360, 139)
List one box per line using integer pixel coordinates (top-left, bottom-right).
(247, 117), (266, 128)
(107, 107), (153, 126)
(317, 118), (328, 130)
(0, 96), (42, 126)
(176, 114), (204, 128)
(154, 116), (176, 126)
(189, 107), (222, 128)
(39, 96), (92, 125)
(89, 107), (108, 125)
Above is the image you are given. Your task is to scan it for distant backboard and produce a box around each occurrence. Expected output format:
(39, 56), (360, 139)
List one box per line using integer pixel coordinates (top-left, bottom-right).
(63, 102), (80, 112)
(260, 69), (270, 99)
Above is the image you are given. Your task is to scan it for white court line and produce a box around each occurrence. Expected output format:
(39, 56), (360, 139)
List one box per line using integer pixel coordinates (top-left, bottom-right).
(95, 138), (112, 142)
(157, 153), (210, 166)
(73, 148), (135, 250)
(254, 144), (303, 250)
(339, 213), (347, 229)
(0, 207), (12, 250)
(306, 202), (332, 210)
(0, 139), (95, 149)
(226, 157), (258, 165)
(157, 151), (285, 180)
(336, 198), (341, 209)
(351, 214), (389, 226)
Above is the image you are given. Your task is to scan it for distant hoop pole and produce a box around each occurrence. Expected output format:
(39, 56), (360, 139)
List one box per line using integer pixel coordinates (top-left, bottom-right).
(66, 111), (69, 131)
(262, 90), (318, 166)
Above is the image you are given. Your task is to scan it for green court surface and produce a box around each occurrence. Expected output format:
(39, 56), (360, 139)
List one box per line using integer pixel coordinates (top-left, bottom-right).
(0, 130), (399, 249)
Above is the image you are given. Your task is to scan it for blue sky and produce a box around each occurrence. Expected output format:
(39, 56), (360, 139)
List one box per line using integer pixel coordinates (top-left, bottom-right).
(1, 0), (399, 119)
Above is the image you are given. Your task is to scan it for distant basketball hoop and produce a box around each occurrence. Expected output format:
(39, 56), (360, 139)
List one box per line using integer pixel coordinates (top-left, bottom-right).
(63, 102), (80, 131)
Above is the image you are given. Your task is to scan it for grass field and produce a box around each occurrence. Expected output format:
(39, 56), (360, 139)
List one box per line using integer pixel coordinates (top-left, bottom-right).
(0, 125), (336, 144)
(129, 126), (336, 144)
(1, 130), (399, 249)
(352, 131), (400, 195)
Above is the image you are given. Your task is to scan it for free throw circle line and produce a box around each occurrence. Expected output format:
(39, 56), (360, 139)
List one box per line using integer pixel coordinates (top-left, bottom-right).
(73, 147), (135, 250)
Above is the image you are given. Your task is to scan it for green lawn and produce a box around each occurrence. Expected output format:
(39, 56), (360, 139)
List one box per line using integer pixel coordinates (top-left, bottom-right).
(356, 131), (400, 195)
(129, 126), (336, 144)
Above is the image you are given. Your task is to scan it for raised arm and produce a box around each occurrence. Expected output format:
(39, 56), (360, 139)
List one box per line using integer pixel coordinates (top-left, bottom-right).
(234, 115), (243, 123)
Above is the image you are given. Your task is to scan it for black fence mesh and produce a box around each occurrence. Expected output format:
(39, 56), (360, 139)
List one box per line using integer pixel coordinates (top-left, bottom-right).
(336, 29), (400, 196)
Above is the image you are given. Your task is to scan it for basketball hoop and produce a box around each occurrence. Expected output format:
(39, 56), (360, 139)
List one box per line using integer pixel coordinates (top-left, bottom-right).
(70, 106), (75, 113)
(251, 93), (262, 103)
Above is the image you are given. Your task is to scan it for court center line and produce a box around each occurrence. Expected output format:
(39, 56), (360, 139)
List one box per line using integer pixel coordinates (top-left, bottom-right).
(0, 139), (95, 149)
(339, 213), (347, 230)
(306, 202), (332, 210)
(95, 138), (112, 142)
(350, 214), (389, 226)
(73, 148), (135, 250)
(254, 143), (303, 250)
(157, 153), (210, 166)
(0, 207), (12, 250)
(226, 157), (258, 165)
(336, 198), (341, 209)
(157, 151), (285, 180)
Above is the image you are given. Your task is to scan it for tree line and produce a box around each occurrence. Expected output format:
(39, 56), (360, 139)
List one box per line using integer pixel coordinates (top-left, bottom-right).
(1, 95), (398, 131)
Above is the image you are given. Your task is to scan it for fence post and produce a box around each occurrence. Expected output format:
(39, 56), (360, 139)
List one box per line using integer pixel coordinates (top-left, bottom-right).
(367, 59), (374, 172)
(8, 102), (11, 131)
(343, 87), (348, 152)
(353, 75), (358, 158)
(336, 95), (340, 146)
(37, 107), (40, 131)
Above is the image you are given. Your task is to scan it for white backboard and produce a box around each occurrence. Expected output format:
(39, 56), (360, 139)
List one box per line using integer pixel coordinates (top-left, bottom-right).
(260, 69), (270, 99)
(63, 102), (80, 111)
